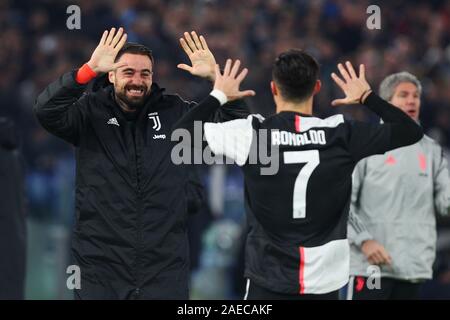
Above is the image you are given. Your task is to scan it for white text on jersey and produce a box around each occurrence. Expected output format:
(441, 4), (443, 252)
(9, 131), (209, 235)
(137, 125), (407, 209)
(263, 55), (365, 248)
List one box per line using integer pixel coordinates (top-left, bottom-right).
(272, 130), (326, 146)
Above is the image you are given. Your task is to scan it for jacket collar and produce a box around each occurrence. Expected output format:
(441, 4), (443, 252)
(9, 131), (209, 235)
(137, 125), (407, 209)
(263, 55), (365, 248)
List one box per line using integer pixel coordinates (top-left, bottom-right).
(95, 82), (165, 122)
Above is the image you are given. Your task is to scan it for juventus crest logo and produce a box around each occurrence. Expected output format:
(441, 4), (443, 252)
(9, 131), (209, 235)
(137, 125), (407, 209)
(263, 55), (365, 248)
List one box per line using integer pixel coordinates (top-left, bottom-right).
(148, 112), (161, 131)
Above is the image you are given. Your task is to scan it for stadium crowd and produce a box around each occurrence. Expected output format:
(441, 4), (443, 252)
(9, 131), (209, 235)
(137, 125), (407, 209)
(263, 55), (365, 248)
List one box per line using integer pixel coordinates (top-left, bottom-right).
(1, 0), (450, 298)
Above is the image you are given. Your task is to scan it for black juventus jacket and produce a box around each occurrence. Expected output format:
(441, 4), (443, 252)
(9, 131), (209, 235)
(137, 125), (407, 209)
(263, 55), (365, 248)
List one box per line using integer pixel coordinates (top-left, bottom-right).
(0, 118), (26, 299)
(34, 71), (249, 299)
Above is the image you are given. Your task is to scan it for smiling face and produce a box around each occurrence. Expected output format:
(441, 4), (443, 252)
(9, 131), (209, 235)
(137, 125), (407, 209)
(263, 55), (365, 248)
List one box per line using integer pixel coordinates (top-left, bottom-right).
(108, 53), (153, 111)
(389, 82), (421, 121)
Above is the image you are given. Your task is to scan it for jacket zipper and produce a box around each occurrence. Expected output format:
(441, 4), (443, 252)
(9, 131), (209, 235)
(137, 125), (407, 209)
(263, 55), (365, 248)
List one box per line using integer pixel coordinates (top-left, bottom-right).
(135, 172), (142, 299)
(133, 125), (143, 299)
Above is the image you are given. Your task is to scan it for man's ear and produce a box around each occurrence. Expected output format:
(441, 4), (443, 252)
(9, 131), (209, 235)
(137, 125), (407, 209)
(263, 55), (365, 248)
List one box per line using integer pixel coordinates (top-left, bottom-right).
(108, 71), (115, 84)
(313, 80), (321, 95)
(271, 81), (278, 96)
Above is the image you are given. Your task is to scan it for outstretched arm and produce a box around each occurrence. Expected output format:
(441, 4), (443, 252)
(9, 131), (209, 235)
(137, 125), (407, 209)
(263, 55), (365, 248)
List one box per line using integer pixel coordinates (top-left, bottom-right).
(173, 59), (255, 165)
(174, 59), (255, 133)
(34, 27), (128, 145)
(331, 61), (423, 161)
(177, 31), (251, 121)
(177, 31), (217, 82)
(85, 27), (128, 74)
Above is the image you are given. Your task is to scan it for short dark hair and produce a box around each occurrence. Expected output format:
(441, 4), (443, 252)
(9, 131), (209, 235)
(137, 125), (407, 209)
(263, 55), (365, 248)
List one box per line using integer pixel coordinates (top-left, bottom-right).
(115, 42), (154, 64)
(272, 49), (319, 102)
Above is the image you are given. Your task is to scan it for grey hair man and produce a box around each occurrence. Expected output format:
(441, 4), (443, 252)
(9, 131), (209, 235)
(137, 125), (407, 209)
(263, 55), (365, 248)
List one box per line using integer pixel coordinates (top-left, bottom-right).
(347, 71), (450, 300)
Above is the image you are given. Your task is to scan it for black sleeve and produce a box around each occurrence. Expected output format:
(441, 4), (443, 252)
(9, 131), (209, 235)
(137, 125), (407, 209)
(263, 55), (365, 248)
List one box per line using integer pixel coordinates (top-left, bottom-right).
(173, 95), (221, 150)
(34, 70), (89, 146)
(175, 95), (222, 134)
(348, 92), (423, 162)
(173, 95), (255, 167)
(181, 96), (249, 122)
(209, 98), (250, 122)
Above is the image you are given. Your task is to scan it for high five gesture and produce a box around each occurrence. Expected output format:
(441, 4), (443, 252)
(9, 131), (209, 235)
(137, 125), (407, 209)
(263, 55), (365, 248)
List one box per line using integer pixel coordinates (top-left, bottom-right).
(178, 31), (217, 81)
(87, 27), (128, 74)
(331, 61), (372, 106)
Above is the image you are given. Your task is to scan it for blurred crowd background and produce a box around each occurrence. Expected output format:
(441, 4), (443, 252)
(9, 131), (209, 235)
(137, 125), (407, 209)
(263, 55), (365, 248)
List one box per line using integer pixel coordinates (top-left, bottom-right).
(1, 0), (450, 299)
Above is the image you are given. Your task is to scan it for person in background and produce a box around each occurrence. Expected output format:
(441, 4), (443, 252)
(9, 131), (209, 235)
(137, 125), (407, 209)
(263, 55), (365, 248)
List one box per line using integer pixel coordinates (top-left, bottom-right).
(347, 72), (450, 300)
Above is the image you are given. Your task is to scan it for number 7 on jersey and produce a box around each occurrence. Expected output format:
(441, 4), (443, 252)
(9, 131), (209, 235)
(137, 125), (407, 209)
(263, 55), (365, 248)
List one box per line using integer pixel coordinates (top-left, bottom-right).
(283, 150), (320, 219)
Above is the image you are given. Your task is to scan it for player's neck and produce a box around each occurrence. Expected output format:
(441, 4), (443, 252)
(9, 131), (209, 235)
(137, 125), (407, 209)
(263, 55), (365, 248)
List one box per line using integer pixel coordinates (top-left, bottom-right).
(276, 98), (313, 115)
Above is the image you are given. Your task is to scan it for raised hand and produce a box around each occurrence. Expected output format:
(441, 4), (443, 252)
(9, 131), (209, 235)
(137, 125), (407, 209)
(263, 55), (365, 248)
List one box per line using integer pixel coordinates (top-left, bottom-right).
(87, 27), (128, 73)
(178, 31), (216, 81)
(213, 59), (255, 101)
(331, 61), (372, 106)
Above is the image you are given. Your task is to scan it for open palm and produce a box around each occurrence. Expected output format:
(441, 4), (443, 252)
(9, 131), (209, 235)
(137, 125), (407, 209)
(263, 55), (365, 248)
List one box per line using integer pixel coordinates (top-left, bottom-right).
(87, 27), (128, 73)
(178, 31), (216, 81)
(331, 61), (371, 106)
(213, 59), (255, 101)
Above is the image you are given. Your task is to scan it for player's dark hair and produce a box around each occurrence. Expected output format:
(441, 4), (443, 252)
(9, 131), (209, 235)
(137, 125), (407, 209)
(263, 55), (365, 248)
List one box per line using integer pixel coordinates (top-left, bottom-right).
(115, 42), (154, 64)
(272, 49), (319, 102)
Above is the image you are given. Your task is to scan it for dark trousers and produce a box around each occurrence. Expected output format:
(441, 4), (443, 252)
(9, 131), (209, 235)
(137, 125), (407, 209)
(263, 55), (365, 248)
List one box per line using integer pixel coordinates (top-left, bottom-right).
(347, 276), (422, 300)
(244, 279), (340, 300)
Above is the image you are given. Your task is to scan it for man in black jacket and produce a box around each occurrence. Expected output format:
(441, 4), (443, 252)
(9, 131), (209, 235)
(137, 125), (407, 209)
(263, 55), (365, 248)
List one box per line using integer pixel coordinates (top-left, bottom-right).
(34, 28), (249, 299)
(0, 118), (26, 299)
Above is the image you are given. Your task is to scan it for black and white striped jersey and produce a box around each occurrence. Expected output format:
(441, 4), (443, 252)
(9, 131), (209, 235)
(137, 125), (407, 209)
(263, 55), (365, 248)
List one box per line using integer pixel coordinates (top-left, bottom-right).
(201, 93), (422, 294)
(172, 91), (422, 295)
